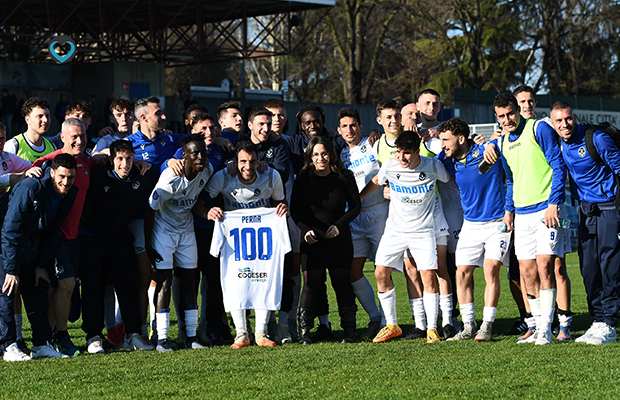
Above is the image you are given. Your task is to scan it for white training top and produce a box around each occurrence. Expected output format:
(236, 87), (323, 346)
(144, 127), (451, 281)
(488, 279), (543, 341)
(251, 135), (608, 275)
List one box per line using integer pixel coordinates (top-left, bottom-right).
(210, 208), (291, 311)
(149, 166), (214, 234)
(206, 167), (284, 211)
(377, 156), (450, 234)
(340, 136), (386, 209)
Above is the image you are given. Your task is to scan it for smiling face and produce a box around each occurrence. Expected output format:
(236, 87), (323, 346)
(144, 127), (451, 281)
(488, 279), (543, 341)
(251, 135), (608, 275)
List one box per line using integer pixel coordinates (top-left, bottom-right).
(439, 130), (466, 159)
(50, 166), (76, 196)
(417, 93), (441, 124)
(248, 115), (272, 144)
(25, 106), (50, 136)
(61, 124), (86, 157)
(311, 143), (331, 174)
(494, 103), (520, 133)
(182, 140), (207, 173)
(113, 150), (134, 180)
(401, 103), (420, 125)
(191, 119), (217, 147)
(337, 117), (362, 146)
(377, 108), (402, 136)
(300, 111), (323, 138)
(396, 147), (420, 169)
(550, 107), (575, 141)
(236, 149), (258, 184)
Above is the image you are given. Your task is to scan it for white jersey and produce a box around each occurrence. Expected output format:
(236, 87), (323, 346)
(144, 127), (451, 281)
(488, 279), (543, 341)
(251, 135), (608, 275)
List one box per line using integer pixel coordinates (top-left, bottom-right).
(206, 167), (284, 211)
(0, 152), (31, 194)
(149, 166), (214, 234)
(210, 208), (291, 311)
(377, 156), (450, 234)
(341, 137), (386, 208)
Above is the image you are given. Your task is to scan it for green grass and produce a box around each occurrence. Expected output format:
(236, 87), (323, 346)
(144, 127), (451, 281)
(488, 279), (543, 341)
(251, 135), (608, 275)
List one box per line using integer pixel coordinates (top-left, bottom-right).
(2, 252), (620, 399)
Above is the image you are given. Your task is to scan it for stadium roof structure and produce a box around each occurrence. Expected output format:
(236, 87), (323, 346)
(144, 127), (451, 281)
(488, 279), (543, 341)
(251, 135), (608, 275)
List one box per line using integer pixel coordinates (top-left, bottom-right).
(0, 0), (335, 65)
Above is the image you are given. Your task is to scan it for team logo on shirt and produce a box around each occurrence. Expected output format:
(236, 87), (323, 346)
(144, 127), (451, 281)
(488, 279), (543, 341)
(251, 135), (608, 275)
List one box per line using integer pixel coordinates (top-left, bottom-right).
(182, 189), (187, 196)
(160, 139), (166, 146)
(578, 146), (586, 158)
(104, 186), (110, 193)
(472, 149), (480, 158)
(84, 166), (89, 176)
(360, 145), (367, 153)
(132, 181), (140, 190)
(266, 148), (274, 159)
(140, 144), (146, 150)
(2, 161), (7, 171)
(254, 189), (261, 197)
(152, 190), (159, 200)
(232, 189), (238, 196)
(419, 172), (426, 181)
(215, 152), (222, 160)
(199, 179), (205, 187)
(396, 174), (401, 180)
(238, 267), (268, 282)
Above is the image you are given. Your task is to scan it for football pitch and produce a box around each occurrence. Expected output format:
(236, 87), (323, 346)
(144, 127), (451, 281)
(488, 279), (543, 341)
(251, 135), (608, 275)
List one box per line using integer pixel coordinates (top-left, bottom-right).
(1, 252), (619, 399)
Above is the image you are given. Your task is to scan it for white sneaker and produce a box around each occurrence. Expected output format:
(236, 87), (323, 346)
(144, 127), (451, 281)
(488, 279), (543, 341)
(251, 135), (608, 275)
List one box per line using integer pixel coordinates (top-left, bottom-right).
(275, 323), (293, 344)
(575, 322), (603, 343)
(517, 328), (539, 344)
(87, 335), (105, 354)
(31, 342), (69, 359)
(3, 342), (31, 362)
(124, 333), (155, 351)
(447, 323), (476, 341)
(535, 326), (553, 345)
(586, 323), (617, 345)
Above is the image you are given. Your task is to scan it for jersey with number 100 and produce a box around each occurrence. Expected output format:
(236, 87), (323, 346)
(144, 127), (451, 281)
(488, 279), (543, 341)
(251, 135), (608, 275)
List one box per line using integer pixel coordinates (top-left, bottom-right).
(210, 208), (291, 311)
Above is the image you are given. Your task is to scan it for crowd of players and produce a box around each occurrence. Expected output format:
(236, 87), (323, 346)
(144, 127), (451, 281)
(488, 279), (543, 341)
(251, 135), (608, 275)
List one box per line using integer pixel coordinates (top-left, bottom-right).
(0, 85), (618, 362)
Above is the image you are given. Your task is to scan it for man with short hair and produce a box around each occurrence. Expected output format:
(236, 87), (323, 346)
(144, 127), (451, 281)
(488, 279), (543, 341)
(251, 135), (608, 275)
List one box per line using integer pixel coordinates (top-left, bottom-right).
(550, 101), (619, 345)
(483, 93), (568, 345)
(513, 85), (537, 120)
(217, 101), (243, 146)
(33, 118), (98, 356)
(79, 140), (157, 353)
(401, 103), (420, 132)
(264, 98), (287, 138)
(184, 104), (208, 134)
(206, 140), (288, 349)
(49, 100), (94, 150)
(438, 118), (510, 341)
(361, 131), (448, 344)
(93, 97), (135, 154)
(337, 107), (384, 340)
(146, 134), (213, 352)
(1, 153), (77, 360)
(4, 97), (55, 161)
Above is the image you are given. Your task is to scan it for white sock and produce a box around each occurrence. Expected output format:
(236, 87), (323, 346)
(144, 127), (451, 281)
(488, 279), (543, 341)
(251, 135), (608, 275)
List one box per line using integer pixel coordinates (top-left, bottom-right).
(525, 316), (536, 328)
(352, 277), (381, 321)
(539, 289), (557, 326)
(411, 298), (427, 330)
(171, 276), (185, 332)
(255, 309), (270, 334)
(104, 286), (116, 330)
(483, 306), (497, 322)
(559, 313), (573, 327)
(460, 303), (475, 325)
(156, 310), (170, 341)
(290, 274), (301, 321)
(439, 294), (453, 327)
(14, 313), (23, 339)
(184, 306), (199, 338)
(423, 292), (439, 330)
(378, 288), (397, 326)
(318, 314), (330, 326)
(199, 274), (208, 331)
(279, 311), (289, 325)
(114, 291), (123, 325)
(528, 297), (542, 329)
(230, 310), (247, 335)
(148, 285), (156, 325)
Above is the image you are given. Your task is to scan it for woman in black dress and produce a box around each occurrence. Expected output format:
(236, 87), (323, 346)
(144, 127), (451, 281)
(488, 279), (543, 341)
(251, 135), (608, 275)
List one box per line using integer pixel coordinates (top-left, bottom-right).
(291, 136), (362, 344)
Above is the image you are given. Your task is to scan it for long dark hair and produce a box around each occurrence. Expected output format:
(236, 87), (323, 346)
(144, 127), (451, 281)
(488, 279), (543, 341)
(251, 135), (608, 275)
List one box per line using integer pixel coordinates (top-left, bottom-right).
(300, 136), (345, 179)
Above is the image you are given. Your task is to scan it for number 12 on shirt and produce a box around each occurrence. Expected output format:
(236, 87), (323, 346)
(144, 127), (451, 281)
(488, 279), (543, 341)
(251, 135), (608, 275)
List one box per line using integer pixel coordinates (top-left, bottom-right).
(229, 227), (273, 261)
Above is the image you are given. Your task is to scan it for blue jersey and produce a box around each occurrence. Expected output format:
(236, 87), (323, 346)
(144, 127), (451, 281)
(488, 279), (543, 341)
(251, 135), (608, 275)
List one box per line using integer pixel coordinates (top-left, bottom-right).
(560, 124), (620, 204)
(125, 129), (184, 170)
(438, 142), (505, 222)
(492, 118), (566, 214)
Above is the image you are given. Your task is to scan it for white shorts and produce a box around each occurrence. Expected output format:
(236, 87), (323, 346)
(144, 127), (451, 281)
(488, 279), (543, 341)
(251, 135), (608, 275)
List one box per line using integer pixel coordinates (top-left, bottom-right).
(375, 231), (437, 272)
(351, 203), (388, 259)
(129, 218), (146, 255)
(433, 196), (450, 243)
(287, 214), (301, 253)
(151, 229), (198, 270)
(444, 207), (464, 254)
(455, 219), (511, 267)
(514, 207), (566, 260)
